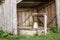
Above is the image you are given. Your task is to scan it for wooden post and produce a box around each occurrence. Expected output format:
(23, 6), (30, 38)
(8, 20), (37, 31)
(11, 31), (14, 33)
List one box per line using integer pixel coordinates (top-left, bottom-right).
(0, 0), (22, 35)
(55, 0), (60, 30)
(3, 0), (17, 35)
(12, 0), (17, 35)
(3, 0), (14, 33)
(44, 14), (47, 35)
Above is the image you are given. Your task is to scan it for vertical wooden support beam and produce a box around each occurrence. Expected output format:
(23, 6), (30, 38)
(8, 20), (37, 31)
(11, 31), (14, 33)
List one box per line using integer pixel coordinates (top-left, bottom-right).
(3, 0), (13, 33)
(12, 0), (17, 35)
(44, 14), (47, 35)
(2, 0), (18, 35)
(55, 0), (60, 30)
(0, 4), (5, 31)
(0, 5), (3, 28)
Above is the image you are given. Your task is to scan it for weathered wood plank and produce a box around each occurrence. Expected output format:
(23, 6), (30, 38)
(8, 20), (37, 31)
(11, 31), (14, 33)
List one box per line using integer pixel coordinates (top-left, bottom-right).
(55, 0), (60, 30)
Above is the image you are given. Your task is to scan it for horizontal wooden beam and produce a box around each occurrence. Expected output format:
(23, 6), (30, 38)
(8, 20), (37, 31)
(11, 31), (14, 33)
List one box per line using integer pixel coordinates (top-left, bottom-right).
(20, 2), (45, 4)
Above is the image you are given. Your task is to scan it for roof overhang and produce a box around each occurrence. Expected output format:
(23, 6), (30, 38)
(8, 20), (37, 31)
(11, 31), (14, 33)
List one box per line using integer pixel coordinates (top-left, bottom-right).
(17, 0), (54, 8)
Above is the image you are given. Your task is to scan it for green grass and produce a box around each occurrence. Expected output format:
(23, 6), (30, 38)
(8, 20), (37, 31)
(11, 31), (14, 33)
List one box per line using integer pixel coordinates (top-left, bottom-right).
(0, 38), (8, 40)
(0, 32), (60, 40)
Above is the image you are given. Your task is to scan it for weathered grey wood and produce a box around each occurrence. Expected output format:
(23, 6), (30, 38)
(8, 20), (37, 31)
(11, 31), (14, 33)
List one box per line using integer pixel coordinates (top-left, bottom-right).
(0, 1), (7, 31)
(0, 0), (22, 35)
(55, 0), (60, 30)
(12, 0), (17, 35)
(0, 5), (3, 28)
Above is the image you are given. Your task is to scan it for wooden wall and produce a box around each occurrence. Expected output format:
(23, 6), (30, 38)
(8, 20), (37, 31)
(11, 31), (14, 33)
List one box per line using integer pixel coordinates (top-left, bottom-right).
(17, 8), (37, 29)
(37, 1), (57, 27)
(0, 0), (17, 35)
(17, 0), (57, 28)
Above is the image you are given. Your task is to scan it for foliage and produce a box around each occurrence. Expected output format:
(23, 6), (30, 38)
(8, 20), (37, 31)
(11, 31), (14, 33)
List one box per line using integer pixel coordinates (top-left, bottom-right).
(0, 27), (13, 38)
(0, 29), (4, 37)
(0, 26), (60, 40)
(0, 32), (60, 40)
(50, 25), (58, 33)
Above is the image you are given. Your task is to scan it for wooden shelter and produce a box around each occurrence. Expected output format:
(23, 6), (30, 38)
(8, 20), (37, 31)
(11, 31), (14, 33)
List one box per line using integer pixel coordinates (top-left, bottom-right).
(0, 0), (60, 35)
(17, 0), (56, 35)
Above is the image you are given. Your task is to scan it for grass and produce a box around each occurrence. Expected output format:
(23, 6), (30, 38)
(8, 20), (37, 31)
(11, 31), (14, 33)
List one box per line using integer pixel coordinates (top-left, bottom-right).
(0, 32), (60, 40)
(0, 38), (8, 40)
(0, 25), (60, 40)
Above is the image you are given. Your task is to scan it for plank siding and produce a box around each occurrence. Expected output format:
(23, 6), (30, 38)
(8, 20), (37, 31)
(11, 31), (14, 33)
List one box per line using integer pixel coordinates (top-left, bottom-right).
(55, 0), (60, 30)
(17, 8), (36, 29)
(37, 1), (57, 27)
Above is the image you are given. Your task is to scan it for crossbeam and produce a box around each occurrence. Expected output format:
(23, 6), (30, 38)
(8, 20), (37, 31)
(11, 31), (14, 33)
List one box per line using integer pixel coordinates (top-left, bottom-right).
(20, 2), (45, 4)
